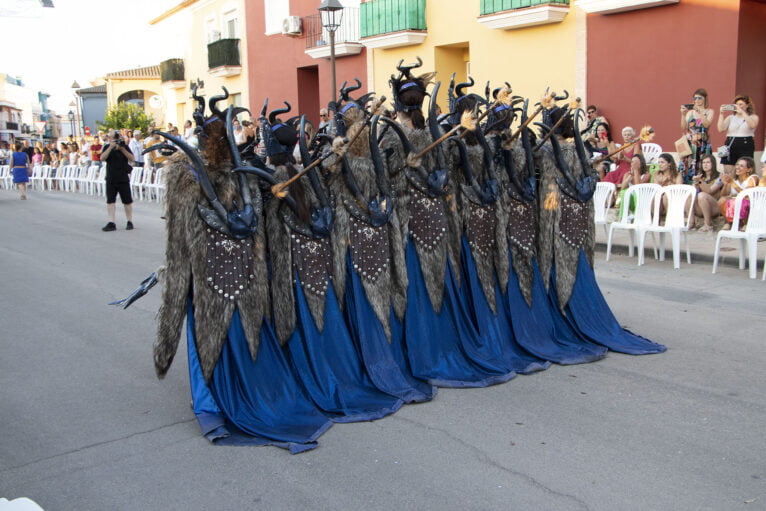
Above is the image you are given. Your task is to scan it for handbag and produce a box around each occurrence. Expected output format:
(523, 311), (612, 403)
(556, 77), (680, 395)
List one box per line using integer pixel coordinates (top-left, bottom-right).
(717, 139), (733, 159)
(674, 135), (692, 158)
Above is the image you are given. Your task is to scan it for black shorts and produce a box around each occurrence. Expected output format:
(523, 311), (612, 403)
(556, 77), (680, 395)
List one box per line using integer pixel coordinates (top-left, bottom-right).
(106, 180), (133, 204)
(721, 136), (754, 165)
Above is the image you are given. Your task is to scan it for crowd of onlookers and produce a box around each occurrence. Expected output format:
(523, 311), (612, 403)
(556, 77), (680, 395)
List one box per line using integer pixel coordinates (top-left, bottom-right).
(2, 92), (764, 230)
(585, 90), (764, 233)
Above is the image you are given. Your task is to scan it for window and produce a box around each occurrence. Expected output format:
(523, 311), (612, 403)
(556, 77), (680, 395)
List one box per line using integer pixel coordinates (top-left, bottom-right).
(230, 93), (242, 108)
(222, 6), (238, 38)
(264, 0), (289, 35)
(206, 17), (220, 43)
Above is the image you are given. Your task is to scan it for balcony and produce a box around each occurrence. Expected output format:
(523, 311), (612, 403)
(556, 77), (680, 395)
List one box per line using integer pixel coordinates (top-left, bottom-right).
(4, 121), (19, 131)
(360, 0), (427, 50)
(575, 0), (678, 15)
(478, 0), (569, 30)
(304, 8), (364, 60)
(160, 58), (186, 89)
(207, 38), (242, 77)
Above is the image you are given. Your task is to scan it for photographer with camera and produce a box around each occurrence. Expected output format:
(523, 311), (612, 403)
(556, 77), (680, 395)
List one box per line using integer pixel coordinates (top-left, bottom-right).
(100, 129), (135, 232)
(717, 95), (759, 176)
(679, 89), (713, 179)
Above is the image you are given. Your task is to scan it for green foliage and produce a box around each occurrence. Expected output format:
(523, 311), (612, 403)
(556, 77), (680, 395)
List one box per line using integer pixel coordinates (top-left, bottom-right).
(97, 102), (154, 133)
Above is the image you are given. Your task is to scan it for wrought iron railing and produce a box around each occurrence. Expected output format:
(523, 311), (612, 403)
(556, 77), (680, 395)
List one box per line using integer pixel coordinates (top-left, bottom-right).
(360, 0), (426, 38)
(160, 58), (185, 82)
(480, 0), (569, 16)
(5, 121), (19, 131)
(304, 7), (361, 49)
(207, 39), (241, 69)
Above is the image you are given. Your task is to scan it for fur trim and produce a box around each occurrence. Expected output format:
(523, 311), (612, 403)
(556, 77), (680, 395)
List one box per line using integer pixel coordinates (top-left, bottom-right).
(154, 156), (267, 382)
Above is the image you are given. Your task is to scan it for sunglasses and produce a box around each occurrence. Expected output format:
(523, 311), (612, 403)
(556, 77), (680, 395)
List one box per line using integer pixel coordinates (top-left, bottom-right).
(693, 96), (704, 100)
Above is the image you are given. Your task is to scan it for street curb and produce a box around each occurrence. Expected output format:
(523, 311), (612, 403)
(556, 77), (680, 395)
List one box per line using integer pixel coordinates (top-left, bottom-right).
(594, 241), (753, 270)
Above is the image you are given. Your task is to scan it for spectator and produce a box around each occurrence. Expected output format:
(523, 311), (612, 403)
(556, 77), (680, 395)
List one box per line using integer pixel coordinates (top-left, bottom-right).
(99, 129), (135, 232)
(690, 154), (722, 232)
(604, 126), (641, 188)
(0, 141), (10, 165)
(80, 138), (91, 167)
(680, 88), (713, 178)
(232, 118), (245, 145)
(586, 122), (617, 179)
(42, 142), (52, 165)
(69, 144), (80, 166)
(616, 153), (651, 215)
(241, 120), (256, 150)
(183, 120), (194, 140)
(717, 94), (759, 176)
(11, 141), (30, 199)
(129, 129), (145, 168)
(718, 156), (759, 229)
(145, 132), (167, 169)
(581, 104), (609, 142)
(90, 137), (103, 167)
(22, 140), (34, 160)
(652, 153), (683, 186)
(31, 147), (43, 166)
(59, 144), (70, 166)
(318, 108), (330, 134)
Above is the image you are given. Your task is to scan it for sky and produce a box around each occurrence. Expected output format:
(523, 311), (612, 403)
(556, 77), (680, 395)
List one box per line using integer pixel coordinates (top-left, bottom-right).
(0, 0), (184, 113)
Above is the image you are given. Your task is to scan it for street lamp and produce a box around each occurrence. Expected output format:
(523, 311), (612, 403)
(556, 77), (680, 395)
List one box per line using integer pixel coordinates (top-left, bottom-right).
(71, 81), (81, 138)
(318, 0), (343, 108)
(68, 110), (75, 139)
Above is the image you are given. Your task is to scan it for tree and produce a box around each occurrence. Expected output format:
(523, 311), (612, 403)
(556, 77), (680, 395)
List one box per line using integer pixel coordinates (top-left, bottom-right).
(97, 102), (154, 133)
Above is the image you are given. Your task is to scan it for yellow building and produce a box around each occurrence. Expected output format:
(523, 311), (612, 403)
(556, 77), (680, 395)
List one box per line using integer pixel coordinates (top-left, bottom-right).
(104, 66), (166, 127)
(151, 0), (250, 127)
(360, 0), (584, 110)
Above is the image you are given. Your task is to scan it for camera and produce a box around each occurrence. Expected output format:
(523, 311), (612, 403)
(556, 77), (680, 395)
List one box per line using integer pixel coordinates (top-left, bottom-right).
(722, 104), (736, 111)
(682, 104), (694, 110)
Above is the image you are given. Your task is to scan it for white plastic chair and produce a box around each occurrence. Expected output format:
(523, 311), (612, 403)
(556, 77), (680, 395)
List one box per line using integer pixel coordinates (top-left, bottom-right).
(637, 184), (696, 269)
(0, 165), (10, 189)
(94, 165), (107, 196)
(138, 167), (154, 200)
(606, 183), (660, 261)
(712, 187), (766, 279)
(129, 167), (144, 199)
(641, 143), (662, 165)
(593, 181), (615, 237)
(144, 167), (165, 202)
(29, 165), (42, 189)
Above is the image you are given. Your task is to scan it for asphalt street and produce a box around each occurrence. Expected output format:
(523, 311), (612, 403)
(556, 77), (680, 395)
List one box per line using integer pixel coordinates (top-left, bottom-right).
(0, 187), (764, 511)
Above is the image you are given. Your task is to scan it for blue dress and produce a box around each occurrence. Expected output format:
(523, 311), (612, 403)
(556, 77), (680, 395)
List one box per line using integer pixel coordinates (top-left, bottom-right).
(11, 151), (29, 183)
(186, 302), (333, 454)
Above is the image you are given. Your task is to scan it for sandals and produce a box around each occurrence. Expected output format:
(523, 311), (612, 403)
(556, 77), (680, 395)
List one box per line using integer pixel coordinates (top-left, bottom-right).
(698, 225), (713, 233)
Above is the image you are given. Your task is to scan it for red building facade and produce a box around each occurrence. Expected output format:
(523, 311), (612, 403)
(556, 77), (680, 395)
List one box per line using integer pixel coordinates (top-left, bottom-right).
(244, 0), (368, 128)
(585, 0), (766, 153)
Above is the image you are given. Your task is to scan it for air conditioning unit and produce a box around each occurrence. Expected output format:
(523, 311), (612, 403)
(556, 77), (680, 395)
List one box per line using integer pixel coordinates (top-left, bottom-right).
(282, 16), (302, 35)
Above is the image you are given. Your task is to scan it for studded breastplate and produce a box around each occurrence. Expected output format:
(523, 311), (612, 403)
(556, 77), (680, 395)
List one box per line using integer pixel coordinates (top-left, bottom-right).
(467, 202), (496, 259)
(204, 228), (255, 300)
(349, 216), (389, 283)
(290, 230), (332, 297)
(408, 189), (447, 252)
(559, 194), (589, 249)
(507, 199), (536, 255)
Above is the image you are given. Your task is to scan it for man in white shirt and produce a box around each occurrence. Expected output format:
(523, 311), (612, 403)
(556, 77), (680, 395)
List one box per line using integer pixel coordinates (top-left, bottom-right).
(129, 129), (145, 168)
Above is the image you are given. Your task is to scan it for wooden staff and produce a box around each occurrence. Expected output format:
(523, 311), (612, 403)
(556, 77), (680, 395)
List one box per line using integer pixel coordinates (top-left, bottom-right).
(410, 86), (513, 162)
(271, 96), (386, 198)
(593, 125), (654, 165)
(507, 90), (557, 143)
(533, 99), (581, 149)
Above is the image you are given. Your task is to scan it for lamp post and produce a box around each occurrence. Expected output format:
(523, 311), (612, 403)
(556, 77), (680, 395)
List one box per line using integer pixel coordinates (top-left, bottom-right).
(71, 81), (81, 138)
(68, 111), (75, 139)
(318, 0), (343, 108)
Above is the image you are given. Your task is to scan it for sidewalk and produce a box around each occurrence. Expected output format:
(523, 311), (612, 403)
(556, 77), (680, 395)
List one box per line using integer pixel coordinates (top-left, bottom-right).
(593, 208), (765, 275)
